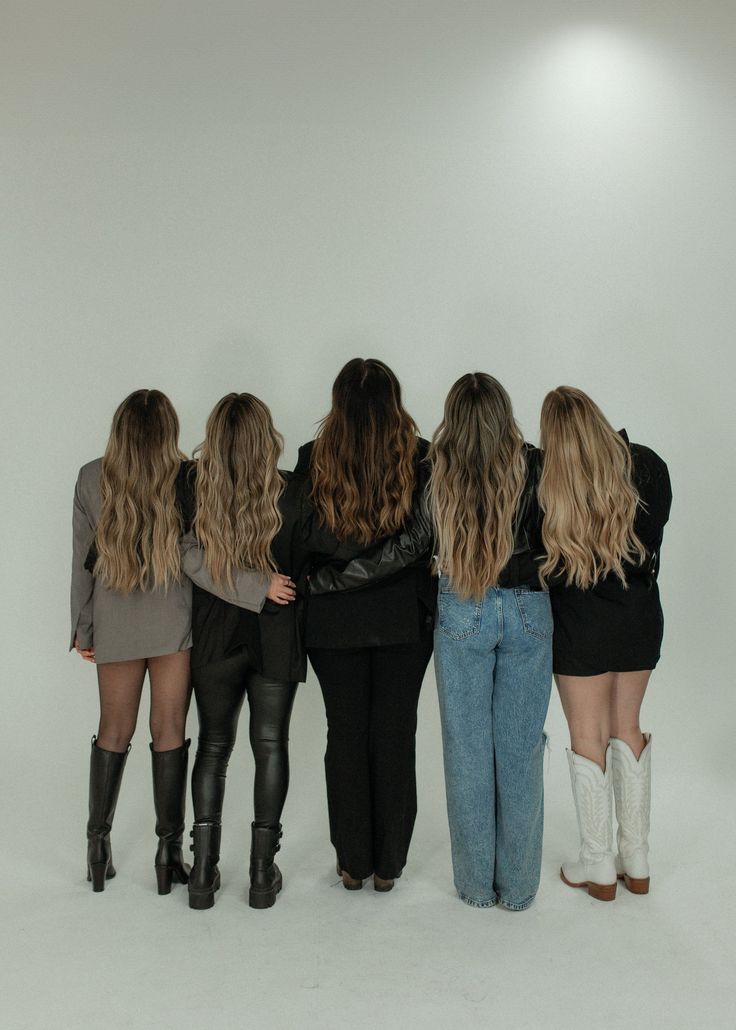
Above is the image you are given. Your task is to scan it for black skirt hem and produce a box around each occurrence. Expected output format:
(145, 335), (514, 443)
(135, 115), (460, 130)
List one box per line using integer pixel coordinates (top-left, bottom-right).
(553, 653), (661, 677)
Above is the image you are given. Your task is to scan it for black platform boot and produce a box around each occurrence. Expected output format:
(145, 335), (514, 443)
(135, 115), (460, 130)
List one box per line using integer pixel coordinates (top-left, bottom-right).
(188, 822), (222, 910)
(249, 823), (283, 909)
(151, 739), (192, 895)
(86, 736), (130, 892)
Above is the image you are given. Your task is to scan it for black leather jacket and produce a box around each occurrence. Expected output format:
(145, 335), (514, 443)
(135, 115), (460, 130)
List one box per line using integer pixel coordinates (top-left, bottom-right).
(309, 444), (545, 595)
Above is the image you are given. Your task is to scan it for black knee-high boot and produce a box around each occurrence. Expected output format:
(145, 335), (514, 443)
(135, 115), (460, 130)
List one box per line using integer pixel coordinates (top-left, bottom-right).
(249, 823), (283, 909)
(150, 740), (191, 895)
(87, 736), (130, 892)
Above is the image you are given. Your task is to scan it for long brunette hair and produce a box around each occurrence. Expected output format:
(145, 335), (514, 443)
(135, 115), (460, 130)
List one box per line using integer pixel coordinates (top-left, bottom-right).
(428, 373), (527, 601)
(194, 393), (284, 588)
(538, 386), (646, 588)
(95, 389), (186, 593)
(309, 358), (419, 544)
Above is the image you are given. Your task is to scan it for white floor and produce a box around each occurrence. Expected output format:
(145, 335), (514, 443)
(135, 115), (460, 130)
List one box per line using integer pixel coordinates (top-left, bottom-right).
(3, 666), (734, 1030)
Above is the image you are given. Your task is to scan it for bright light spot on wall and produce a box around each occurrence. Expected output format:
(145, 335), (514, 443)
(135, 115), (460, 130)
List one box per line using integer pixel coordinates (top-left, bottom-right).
(531, 24), (670, 119)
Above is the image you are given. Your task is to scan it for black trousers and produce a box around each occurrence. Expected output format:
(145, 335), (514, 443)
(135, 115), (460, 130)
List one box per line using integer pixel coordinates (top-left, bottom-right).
(191, 652), (297, 829)
(309, 627), (433, 880)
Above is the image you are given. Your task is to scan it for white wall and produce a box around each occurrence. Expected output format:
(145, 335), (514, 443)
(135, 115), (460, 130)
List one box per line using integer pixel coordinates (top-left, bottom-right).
(2, 0), (733, 925)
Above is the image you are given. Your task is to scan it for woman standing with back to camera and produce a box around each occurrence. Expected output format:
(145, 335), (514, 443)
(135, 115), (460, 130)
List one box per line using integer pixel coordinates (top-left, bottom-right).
(179, 393), (297, 911)
(539, 387), (671, 901)
(70, 390), (198, 894)
(430, 374), (552, 911)
(296, 358), (436, 892)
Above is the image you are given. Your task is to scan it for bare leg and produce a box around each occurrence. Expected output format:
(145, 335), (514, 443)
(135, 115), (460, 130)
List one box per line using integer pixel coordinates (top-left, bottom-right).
(555, 673), (615, 770)
(148, 650), (192, 752)
(609, 670), (651, 757)
(96, 659), (147, 751)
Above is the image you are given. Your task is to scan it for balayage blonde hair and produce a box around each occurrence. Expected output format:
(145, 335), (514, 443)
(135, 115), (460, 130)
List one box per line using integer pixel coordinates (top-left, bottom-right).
(194, 393), (284, 588)
(538, 386), (646, 589)
(428, 373), (527, 601)
(310, 358), (419, 544)
(95, 389), (186, 594)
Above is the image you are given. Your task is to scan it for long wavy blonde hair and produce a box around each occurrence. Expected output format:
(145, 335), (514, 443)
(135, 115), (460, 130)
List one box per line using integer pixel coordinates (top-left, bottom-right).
(538, 386), (646, 589)
(194, 393), (284, 588)
(309, 358), (419, 544)
(428, 373), (527, 601)
(95, 389), (186, 593)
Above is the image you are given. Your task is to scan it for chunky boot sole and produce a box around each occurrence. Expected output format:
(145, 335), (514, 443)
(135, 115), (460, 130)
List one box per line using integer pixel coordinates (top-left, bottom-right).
(560, 867), (617, 901)
(156, 865), (189, 896)
(188, 870), (221, 910)
(249, 870), (283, 910)
(618, 873), (650, 895)
(87, 861), (115, 891)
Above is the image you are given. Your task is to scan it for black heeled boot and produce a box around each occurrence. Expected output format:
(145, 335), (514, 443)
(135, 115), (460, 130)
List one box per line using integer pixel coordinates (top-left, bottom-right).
(188, 822), (222, 910)
(86, 736), (130, 892)
(151, 739), (191, 895)
(249, 823), (283, 909)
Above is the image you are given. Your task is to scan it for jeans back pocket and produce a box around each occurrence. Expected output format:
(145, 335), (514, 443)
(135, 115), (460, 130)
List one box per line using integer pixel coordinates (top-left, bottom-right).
(438, 579), (482, 640)
(514, 588), (553, 641)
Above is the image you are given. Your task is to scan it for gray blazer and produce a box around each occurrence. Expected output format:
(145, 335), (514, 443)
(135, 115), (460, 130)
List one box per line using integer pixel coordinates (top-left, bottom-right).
(70, 459), (270, 664)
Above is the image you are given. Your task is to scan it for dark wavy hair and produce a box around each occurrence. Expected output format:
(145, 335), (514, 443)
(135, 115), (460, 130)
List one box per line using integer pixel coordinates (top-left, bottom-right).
(309, 358), (419, 544)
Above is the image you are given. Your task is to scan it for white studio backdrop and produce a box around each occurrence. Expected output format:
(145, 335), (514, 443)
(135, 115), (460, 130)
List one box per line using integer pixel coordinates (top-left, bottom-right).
(1, 3), (734, 1029)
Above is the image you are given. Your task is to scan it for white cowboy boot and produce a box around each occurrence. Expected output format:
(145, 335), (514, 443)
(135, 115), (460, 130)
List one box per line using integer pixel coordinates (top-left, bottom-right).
(611, 734), (651, 895)
(560, 744), (617, 902)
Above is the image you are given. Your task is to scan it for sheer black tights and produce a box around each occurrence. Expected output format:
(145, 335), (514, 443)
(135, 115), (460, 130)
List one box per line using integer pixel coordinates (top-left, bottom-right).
(96, 650), (192, 753)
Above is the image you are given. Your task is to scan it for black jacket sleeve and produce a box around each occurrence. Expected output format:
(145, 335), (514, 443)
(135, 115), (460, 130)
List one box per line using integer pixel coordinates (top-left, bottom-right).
(308, 488), (434, 595)
(633, 449), (672, 551)
(630, 446), (672, 580)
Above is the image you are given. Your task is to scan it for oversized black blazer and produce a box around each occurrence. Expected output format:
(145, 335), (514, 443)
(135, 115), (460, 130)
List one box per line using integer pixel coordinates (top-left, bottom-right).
(295, 438), (437, 650)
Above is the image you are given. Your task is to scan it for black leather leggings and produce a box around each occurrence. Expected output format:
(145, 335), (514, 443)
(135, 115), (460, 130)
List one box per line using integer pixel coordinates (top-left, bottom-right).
(191, 652), (297, 828)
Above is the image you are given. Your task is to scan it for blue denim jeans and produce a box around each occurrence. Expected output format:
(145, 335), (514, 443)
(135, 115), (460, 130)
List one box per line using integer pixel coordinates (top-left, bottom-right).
(434, 579), (553, 910)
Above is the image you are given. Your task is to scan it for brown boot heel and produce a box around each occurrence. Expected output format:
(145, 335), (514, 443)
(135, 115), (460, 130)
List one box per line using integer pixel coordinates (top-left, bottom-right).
(587, 880), (617, 902)
(622, 874), (650, 895)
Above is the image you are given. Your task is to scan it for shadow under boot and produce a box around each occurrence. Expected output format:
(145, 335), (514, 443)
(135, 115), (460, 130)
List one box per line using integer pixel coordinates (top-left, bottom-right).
(151, 739), (192, 895)
(249, 823), (283, 909)
(87, 736), (130, 892)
